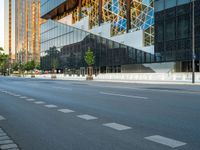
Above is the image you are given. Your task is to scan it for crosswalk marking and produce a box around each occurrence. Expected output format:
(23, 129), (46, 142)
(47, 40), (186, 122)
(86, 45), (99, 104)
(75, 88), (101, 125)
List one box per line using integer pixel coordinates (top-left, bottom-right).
(0, 143), (18, 149)
(0, 140), (13, 145)
(0, 136), (10, 141)
(103, 123), (132, 131)
(0, 116), (6, 121)
(144, 135), (187, 148)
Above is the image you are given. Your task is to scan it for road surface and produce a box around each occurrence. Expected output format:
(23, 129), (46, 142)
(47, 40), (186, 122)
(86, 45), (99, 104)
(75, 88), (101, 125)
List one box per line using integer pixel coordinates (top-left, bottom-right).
(0, 76), (200, 150)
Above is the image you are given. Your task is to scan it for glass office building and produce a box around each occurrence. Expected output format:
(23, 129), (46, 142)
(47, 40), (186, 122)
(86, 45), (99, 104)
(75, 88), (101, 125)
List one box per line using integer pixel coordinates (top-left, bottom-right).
(40, 0), (159, 73)
(155, 0), (200, 71)
(40, 0), (200, 73)
(41, 20), (159, 73)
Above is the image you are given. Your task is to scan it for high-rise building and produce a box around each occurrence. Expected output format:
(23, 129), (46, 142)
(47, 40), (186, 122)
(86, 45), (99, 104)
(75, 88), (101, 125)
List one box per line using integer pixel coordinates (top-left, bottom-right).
(4, 0), (41, 63)
(40, 0), (200, 73)
(4, 0), (16, 62)
(155, 0), (200, 72)
(15, 0), (41, 63)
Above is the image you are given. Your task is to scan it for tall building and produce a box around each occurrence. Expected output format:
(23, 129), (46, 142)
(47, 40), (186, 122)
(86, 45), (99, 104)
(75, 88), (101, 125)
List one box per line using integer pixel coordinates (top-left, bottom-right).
(40, 0), (157, 74)
(4, 0), (41, 63)
(4, 0), (16, 62)
(40, 0), (200, 74)
(15, 0), (41, 63)
(155, 0), (200, 72)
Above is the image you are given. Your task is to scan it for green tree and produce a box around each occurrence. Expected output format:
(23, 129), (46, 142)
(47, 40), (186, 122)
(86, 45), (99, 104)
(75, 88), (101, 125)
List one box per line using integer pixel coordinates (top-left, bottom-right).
(12, 62), (20, 72)
(25, 60), (36, 72)
(84, 48), (95, 80)
(84, 48), (95, 66)
(0, 47), (3, 54)
(0, 54), (9, 75)
(35, 63), (40, 70)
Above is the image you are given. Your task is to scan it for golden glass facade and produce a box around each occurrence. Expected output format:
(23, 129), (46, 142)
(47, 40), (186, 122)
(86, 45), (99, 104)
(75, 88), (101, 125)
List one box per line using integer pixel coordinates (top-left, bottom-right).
(15, 0), (41, 63)
(4, 0), (15, 62)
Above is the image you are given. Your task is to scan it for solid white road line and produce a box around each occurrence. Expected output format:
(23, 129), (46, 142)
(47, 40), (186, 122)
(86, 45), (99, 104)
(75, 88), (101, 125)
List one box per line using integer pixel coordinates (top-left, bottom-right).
(103, 123), (132, 131)
(0, 143), (18, 149)
(77, 114), (98, 120)
(0, 116), (6, 121)
(100, 92), (149, 100)
(58, 109), (74, 113)
(45, 104), (58, 108)
(34, 101), (45, 104)
(144, 135), (187, 148)
(26, 98), (35, 102)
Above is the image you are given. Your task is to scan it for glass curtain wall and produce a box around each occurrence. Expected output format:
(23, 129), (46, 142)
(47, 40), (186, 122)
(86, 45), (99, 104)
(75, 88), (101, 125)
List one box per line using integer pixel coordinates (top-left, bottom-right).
(41, 20), (159, 73)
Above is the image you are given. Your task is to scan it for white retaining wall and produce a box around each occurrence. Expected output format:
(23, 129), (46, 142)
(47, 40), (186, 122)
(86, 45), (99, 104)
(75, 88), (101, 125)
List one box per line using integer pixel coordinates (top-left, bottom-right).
(24, 73), (200, 83)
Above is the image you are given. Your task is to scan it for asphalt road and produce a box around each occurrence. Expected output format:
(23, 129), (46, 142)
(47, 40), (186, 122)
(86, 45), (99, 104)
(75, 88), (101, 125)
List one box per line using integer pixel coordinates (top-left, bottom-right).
(0, 76), (200, 150)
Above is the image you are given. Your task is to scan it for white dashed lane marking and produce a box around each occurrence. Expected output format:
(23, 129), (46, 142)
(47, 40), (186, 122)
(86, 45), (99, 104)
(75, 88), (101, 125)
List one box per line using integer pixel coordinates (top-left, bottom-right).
(26, 98), (35, 102)
(19, 96), (27, 99)
(34, 101), (45, 104)
(103, 123), (132, 131)
(144, 135), (187, 148)
(0, 116), (6, 121)
(58, 109), (74, 113)
(100, 92), (149, 100)
(45, 104), (58, 108)
(77, 114), (98, 120)
(13, 94), (21, 97)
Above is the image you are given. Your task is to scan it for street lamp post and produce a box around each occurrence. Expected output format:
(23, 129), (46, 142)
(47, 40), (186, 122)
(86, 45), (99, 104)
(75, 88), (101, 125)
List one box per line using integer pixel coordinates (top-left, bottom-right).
(192, 0), (195, 83)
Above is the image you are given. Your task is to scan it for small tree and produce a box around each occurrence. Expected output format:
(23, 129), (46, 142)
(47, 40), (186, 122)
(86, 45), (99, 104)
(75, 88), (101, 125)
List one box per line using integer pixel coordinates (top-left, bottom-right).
(84, 48), (95, 80)
(0, 47), (3, 54)
(12, 62), (20, 72)
(35, 63), (40, 70)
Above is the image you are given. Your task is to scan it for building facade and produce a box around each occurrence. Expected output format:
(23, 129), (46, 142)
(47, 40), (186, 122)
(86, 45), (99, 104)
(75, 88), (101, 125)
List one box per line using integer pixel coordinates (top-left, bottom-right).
(40, 0), (159, 73)
(40, 0), (200, 73)
(155, 0), (200, 72)
(4, 0), (16, 62)
(4, 0), (41, 64)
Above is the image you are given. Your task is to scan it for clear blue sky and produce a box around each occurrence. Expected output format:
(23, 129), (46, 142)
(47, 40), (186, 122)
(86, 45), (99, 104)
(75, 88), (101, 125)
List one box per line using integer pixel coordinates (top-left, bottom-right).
(0, 0), (4, 48)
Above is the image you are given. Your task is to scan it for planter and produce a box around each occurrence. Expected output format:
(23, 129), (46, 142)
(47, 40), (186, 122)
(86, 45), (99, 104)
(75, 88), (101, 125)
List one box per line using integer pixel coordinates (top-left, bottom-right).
(86, 76), (93, 80)
(51, 74), (57, 79)
(31, 75), (35, 78)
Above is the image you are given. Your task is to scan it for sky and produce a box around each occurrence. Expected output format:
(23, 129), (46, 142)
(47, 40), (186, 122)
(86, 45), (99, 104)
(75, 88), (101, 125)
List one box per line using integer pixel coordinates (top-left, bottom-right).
(0, 0), (4, 48)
